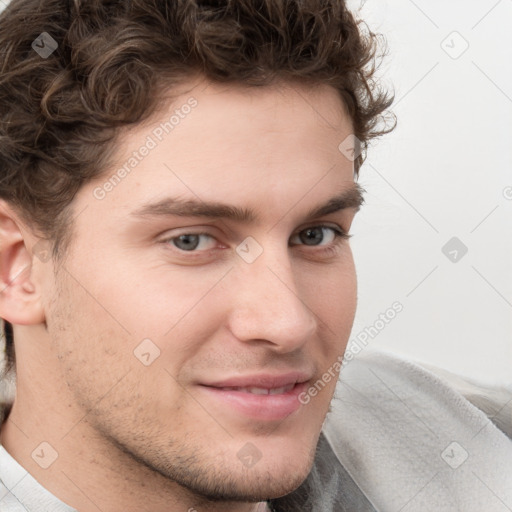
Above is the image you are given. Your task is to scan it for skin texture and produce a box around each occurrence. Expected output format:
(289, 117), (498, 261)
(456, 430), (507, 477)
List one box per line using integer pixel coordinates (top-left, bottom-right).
(0, 78), (359, 512)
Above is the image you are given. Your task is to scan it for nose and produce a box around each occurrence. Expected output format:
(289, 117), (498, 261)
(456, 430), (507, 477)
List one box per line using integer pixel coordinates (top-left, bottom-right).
(226, 248), (317, 354)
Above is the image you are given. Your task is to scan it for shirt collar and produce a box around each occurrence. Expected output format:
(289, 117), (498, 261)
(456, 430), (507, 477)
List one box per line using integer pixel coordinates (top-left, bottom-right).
(0, 445), (76, 512)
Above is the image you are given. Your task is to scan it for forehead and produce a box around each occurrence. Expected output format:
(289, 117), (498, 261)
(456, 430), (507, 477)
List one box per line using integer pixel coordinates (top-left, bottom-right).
(80, 79), (356, 226)
(120, 78), (352, 162)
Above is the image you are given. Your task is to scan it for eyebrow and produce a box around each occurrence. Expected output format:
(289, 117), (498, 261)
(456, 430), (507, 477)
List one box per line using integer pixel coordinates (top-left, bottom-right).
(130, 183), (365, 222)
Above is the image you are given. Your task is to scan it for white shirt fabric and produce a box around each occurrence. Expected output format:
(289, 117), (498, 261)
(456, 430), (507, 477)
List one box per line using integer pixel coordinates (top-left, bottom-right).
(0, 445), (74, 511)
(1, 349), (511, 511)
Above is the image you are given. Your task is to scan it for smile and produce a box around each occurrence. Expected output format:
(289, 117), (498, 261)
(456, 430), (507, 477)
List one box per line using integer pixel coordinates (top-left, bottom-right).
(215, 384), (296, 395)
(198, 381), (309, 422)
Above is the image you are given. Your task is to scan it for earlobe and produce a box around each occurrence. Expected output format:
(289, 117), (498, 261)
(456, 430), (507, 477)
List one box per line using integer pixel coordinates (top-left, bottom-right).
(0, 201), (45, 326)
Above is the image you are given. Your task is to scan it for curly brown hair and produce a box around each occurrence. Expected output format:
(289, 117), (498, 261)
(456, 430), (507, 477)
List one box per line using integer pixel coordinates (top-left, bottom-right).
(0, 0), (394, 374)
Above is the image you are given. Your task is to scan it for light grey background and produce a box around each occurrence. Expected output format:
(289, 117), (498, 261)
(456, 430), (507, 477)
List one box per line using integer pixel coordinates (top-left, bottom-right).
(1, 0), (510, 384)
(347, 0), (512, 385)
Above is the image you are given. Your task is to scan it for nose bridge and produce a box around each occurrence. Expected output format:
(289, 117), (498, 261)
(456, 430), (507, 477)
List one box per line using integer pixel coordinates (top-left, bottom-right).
(228, 245), (317, 350)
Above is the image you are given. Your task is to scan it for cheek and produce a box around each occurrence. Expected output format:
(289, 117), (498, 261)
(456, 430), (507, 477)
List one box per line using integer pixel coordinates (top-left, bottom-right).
(46, 264), (151, 398)
(48, 248), (232, 403)
(49, 285), (123, 362)
(85, 253), (232, 342)
(302, 252), (357, 327)
(304, 254), (358, 369)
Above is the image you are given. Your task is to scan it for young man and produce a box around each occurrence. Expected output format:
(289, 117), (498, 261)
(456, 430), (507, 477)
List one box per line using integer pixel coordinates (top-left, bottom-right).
(1, 1), (512, 512)
(0, 1), (391, 510)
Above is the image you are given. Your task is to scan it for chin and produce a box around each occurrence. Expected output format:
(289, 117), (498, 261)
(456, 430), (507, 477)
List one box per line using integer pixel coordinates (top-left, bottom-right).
(154, 436), (318, 503)
(191, 456), (314, 503)
(210, 436), (318, 501)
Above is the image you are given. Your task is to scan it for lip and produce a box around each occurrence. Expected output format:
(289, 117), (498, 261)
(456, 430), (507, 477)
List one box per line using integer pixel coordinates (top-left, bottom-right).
(200, 371), (312, 390)
(197, 372), (312, 422)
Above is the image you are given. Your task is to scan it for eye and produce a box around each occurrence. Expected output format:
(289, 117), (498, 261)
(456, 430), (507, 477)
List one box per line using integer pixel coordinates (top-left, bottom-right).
(161, 226), (348, 256)
(167, 233), (217, 252)
(290, 226), (348, 247)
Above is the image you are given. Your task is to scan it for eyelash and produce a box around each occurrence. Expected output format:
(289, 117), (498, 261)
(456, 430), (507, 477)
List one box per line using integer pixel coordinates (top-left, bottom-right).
(161, 225), (351, 257)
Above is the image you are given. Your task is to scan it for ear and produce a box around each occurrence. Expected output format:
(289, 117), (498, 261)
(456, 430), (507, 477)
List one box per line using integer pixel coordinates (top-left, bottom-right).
(0, 200), (45, 325)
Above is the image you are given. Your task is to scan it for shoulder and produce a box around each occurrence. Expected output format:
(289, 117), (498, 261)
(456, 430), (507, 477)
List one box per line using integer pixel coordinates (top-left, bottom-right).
(323, 350), (512, 512)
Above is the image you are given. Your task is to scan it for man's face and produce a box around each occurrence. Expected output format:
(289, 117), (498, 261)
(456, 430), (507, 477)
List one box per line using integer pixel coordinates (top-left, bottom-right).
(38, 80), (359, 501)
